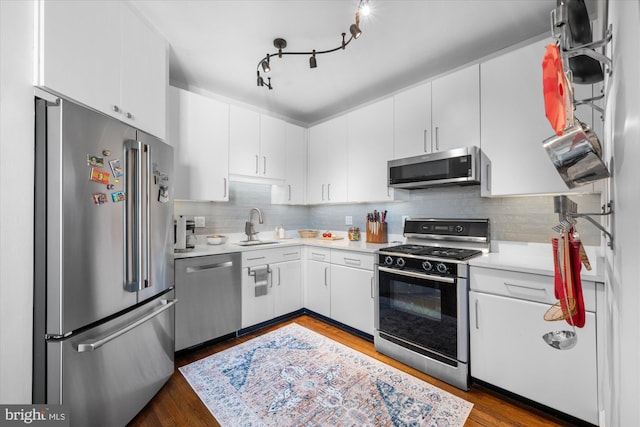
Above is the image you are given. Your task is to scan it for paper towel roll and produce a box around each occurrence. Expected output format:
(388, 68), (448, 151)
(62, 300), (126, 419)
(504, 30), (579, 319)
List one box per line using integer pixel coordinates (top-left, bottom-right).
(175, 216), (187, 250)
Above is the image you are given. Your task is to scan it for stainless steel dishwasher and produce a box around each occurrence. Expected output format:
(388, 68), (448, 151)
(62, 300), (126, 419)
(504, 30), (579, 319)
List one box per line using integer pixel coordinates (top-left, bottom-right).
(175, 252), (241, 351)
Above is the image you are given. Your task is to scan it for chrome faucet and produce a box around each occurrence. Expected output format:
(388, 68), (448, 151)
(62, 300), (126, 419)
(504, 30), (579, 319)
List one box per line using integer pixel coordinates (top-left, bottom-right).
(245, 208), (264, 241)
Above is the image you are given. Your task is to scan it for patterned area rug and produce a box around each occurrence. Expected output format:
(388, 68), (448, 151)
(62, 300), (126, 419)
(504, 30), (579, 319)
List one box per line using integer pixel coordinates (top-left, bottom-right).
(180, 323), (473, 426)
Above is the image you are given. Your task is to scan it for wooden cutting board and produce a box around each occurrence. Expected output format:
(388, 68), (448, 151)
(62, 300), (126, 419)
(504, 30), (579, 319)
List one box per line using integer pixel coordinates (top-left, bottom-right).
(317, 236), (344, 241)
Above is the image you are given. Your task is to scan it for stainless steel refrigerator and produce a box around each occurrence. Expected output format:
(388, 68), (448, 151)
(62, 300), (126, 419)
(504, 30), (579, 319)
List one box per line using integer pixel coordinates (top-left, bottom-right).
(33, 96), (176, 426)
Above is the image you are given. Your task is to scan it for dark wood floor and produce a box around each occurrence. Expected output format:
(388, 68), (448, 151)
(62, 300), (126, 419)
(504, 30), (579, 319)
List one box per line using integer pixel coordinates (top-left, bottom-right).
(128, 315), (578, 426)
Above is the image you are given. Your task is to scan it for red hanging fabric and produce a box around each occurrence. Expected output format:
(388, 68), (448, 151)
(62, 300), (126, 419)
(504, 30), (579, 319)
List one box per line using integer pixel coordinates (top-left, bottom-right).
(567, 231), (586, 328)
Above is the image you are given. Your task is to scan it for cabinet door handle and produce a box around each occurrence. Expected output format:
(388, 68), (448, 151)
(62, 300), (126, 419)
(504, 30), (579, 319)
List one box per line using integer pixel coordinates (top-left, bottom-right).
(263, 156), (267, 175)
(327, 183), (331, 201)
(486, 164), (491, 191)
(288, 184), (291, 201)
(324, 266), (328, 286)
(344, 257), (361, 266)
(247, 256), (266, 261)
(423, 129), (428, 152)
(223, 178), (227, 198)
(435, 126), (440, 151)
(276, 267), (281, 286)
(311, 253), (326, 260)
(475, 299), (479, 330)
(255, 155), (259, 174)
(370, 276), (374, 299)
(321, 184), (325, 201)
(504, 282), (547, 294)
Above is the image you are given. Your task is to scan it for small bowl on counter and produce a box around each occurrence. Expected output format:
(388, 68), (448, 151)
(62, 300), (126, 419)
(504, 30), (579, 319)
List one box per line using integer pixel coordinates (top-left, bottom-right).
(206, 234), (227, 245)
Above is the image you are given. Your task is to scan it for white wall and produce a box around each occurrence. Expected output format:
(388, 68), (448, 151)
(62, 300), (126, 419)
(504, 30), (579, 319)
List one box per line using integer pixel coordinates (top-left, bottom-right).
(603, 1), (640, 425)
(0, 0), (35, 403)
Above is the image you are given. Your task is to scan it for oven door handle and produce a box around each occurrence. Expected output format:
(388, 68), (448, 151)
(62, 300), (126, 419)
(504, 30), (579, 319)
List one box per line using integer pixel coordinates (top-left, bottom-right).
(377, 266), (455, 284)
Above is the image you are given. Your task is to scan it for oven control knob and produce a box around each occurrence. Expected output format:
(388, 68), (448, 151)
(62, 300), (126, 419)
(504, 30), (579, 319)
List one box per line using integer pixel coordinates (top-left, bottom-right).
(396, 258), (406, 268)
(436, 263), (448, 274)
(422, 261), (433, 271)
(384, 256), (394, 266)
(455, 225), (464, 233)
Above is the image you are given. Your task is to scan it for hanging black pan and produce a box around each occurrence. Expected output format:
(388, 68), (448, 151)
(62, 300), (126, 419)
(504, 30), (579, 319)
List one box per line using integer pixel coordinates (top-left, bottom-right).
(565, 0), (604, 84)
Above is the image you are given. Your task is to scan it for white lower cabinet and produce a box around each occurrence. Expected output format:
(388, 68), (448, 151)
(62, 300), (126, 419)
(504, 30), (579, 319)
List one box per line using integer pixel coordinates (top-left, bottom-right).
(304, 248), (332, 317)
(241, 247), (302, 328)
(273, 259), (303, 317)
(330, 264), (374, 335)
(469, 266), (599, 424)
(304, 248), (374, 335)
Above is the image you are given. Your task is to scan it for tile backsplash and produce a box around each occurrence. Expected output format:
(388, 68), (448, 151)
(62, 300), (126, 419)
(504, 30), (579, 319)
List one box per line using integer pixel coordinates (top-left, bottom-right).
(174, 182), (603, 246)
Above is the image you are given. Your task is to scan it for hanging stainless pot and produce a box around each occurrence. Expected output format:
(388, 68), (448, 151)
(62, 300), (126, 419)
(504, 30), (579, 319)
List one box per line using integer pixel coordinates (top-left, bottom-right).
(543, 117), (609, 188)
(542, 74), (610, 189)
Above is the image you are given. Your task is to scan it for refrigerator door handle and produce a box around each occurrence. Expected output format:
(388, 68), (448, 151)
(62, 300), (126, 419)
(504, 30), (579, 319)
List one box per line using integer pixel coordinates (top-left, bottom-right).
(124, 140), (151, 292)
(76, 299), (177, 353)
(141, 142), (150, 289)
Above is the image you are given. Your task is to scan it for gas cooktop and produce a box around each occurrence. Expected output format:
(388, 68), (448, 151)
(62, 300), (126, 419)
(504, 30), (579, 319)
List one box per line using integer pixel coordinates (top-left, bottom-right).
(379, 244), (483, 261)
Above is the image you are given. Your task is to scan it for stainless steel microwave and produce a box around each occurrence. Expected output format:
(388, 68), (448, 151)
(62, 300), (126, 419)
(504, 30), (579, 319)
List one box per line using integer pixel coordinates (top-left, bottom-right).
(388, 146), (481, 189)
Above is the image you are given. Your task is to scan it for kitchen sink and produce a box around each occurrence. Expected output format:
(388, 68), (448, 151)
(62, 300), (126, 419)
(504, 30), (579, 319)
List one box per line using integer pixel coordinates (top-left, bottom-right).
(235, 240), (281, 246)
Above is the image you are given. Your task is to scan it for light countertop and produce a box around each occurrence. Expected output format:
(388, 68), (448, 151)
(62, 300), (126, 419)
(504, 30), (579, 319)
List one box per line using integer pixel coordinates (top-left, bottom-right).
(173, 232), (404, 259)
(469, 241), (605, 283)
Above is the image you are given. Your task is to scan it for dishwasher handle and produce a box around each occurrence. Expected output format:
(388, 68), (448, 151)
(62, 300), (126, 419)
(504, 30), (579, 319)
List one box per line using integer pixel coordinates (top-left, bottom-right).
(76, 299), (177, 353)
(186, 261), (233, 274)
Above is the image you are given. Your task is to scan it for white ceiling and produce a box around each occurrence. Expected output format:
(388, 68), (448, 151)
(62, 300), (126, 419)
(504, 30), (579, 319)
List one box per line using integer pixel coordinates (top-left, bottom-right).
(131, 0), (556, 126)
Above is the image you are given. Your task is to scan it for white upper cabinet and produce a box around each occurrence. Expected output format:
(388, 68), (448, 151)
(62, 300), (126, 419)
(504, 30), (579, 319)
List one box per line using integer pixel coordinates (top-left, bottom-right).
(229, 106), (260, 177)
(168, 87), (229, 201)
(431, 64), (480, 152)
(480, 37), (594, 196)
(34, 1), (167, 139)
(272, 123), (307, 205)
(307, 116), (348, 204)
(259, 115), (286, 181)
(229, 106), (286, 182)
(347, 98), (396, 202)
(119, 5), (168, 139)
(393, 82), (432, 159)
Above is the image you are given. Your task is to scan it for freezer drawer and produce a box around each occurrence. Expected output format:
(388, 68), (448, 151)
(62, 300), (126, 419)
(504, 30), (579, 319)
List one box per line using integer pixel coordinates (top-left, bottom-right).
(46, 294), (176, 427)
(175, 253), (241, 350)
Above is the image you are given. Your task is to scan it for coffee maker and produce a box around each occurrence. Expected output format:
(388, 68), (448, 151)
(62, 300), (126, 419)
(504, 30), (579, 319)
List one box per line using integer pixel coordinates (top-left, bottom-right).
(174, 217), (196, 252)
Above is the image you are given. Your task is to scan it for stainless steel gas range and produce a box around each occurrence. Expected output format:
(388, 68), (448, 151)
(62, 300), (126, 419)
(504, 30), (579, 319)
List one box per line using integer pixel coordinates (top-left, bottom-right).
(374, 218), (490, 390)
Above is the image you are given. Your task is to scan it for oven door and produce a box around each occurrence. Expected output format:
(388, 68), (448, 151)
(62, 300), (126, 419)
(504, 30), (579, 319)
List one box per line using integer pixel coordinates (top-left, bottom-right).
(375, 266), (468, 365)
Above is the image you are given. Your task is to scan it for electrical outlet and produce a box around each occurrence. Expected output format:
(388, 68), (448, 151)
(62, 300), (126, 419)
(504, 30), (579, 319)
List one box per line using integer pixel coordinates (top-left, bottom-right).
(194, 216), (205, 228)
(345, 216), (353, 226)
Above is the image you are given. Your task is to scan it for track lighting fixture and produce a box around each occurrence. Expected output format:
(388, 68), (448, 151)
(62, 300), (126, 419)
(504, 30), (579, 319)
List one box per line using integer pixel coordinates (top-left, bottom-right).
(254, 0), (370, 90)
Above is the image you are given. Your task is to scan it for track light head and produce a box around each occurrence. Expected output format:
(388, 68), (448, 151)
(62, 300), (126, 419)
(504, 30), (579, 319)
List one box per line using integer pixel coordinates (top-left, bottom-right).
(310, 50), (317, 69)
(261, 56), (271, 73)
(350, 23), (362, 39)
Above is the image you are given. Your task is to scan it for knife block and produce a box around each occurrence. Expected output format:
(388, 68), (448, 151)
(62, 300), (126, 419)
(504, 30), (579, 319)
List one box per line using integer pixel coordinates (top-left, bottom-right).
(366, 222), (387, 243)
